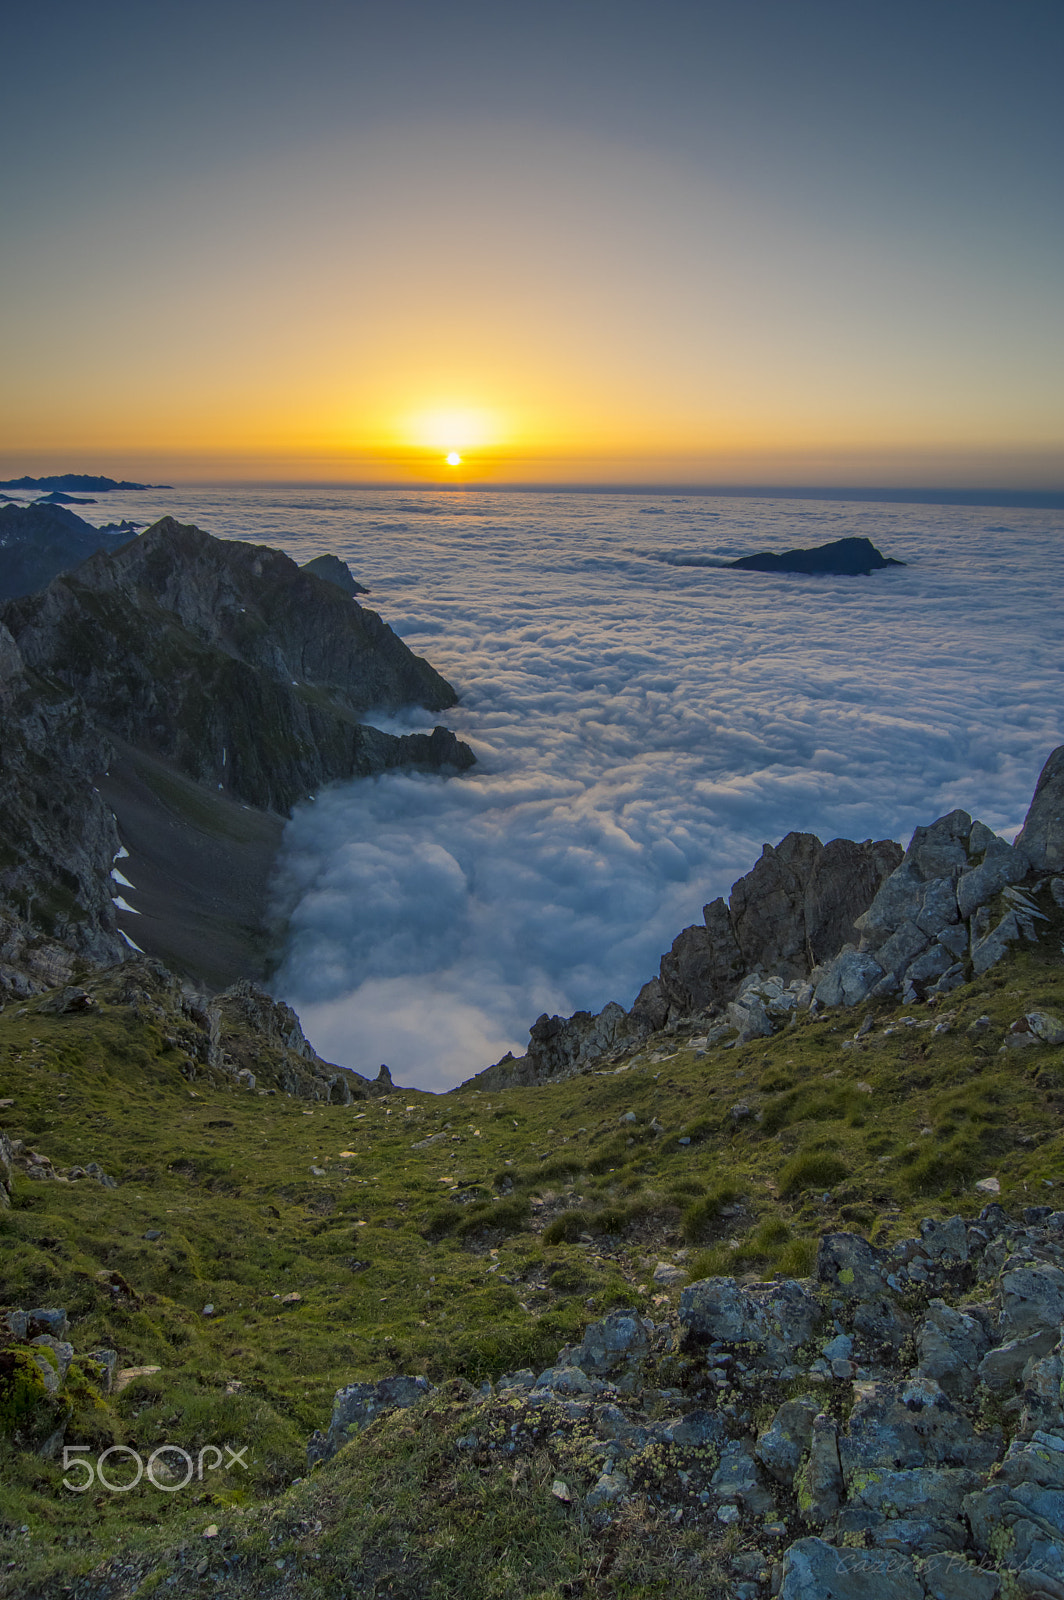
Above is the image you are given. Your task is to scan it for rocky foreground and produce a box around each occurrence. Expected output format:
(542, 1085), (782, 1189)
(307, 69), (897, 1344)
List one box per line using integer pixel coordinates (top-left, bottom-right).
(10, 1203), (1061, 1597)
(305, 1203), (1064, 1598)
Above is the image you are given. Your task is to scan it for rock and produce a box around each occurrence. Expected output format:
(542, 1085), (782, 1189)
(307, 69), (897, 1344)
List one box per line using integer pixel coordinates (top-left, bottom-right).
(25, 1308), (69, 1339)
(817, 1232), (889, 1299)
(821, 946), (889, 1008)
(36, 985), (96, 1014)
(652, 1262), (686, 1287)
(998, 1264), (1064, 1343)
(585, 1469), (629, 1508)
(956, 838), (1030, 920)
(30, 1337), (74, 1382)
(778, 1536), (922, 1599)
(85, 1350), (118, 1393)
(963, 1478), (1064, 1587)
(497, 1370), (536, 1392)
(1020, 1337), (1064, 1437)
(532, 1366), (602, 1396)
(664, 1408), (727, 1448)
(307, 1375), (433, 1467)
(972, 909), (1028, 975)
(659, 906), (745, 1015)
(728, 536), (905, 576)
(680, 1276), (822, 1366)
(979, 1329), (1061, 1392)
(918, 1216), (970, 1265)
(480, 1000), (650, 1088)
(0, 1127), (12, 1208)
(838, 1379), (1002, 1480)
(757, 1398), (819, 1486)
(916, 1301), (991, 1399)
(796, 1412), (843, 1524)
(725, 990), (775, 1041)
(572, 1310), (651, 1376)
(920, 1551), (1002, 1598)
(730, 833), (903, 982)
(1027, 1012), (1064, 1046)
(300, 553), (369, 595)
(1016, 745), (1064, 872)
(711, 1438), (776, 1513)
(999, 1433), (1064, 1492)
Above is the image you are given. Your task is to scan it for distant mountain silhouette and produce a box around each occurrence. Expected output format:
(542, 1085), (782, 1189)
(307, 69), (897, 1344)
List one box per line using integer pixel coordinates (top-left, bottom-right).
(0, 473), (167, 492)
(728, 535), (905, 576)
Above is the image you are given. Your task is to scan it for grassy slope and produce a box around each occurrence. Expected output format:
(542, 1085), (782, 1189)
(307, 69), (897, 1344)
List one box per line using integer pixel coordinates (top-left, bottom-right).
(0, 879), (1061, 1595)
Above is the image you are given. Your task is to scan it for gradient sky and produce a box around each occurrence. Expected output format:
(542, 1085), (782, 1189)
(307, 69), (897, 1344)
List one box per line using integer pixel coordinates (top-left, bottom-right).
(3, 0), (1062, 486)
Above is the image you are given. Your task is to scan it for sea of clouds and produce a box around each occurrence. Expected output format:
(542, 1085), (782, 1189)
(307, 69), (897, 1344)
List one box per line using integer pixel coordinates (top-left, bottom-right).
(87, 486), (1064, 1091)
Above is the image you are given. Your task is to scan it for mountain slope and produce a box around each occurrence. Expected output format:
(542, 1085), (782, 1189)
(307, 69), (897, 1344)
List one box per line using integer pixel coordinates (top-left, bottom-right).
(0, 518), (474, 988)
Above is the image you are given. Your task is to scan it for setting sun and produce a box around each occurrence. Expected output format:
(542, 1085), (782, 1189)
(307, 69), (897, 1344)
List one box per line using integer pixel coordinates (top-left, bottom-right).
(446, 451), (462, 466)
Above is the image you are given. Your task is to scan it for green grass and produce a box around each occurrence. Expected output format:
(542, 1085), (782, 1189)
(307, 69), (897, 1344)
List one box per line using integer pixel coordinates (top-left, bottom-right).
(0, 890), (1062, 1593)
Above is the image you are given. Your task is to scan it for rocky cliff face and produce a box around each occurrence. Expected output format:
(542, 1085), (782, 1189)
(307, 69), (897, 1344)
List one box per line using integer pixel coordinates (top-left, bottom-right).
(0, 622), (124, 968)
(480, 747), (1064, 1088)
(0, 517), (474, 991)
(2, 517), (472, 815)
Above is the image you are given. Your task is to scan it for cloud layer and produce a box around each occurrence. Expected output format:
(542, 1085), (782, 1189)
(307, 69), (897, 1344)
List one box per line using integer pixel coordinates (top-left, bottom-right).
(96, 486), (1064, 1090)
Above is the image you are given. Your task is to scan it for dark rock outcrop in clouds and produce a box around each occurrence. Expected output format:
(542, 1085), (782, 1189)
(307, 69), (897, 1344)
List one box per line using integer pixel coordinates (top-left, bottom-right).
(302, 551), (369, 595)
(729, 535), (904, 576)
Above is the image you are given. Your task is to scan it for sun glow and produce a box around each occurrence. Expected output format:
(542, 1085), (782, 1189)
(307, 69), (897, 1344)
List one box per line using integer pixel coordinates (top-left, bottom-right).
(403, 405), (500, 454)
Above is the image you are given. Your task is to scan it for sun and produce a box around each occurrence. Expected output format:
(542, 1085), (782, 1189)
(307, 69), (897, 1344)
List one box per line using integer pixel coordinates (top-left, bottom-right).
(446, 451), (462, 466)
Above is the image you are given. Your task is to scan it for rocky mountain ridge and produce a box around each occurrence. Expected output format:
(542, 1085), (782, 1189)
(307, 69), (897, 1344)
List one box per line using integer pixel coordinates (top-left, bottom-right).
(0, 502), (131, 602)
(480, 744), (1064, 1089)
(0, 515), (474, 992)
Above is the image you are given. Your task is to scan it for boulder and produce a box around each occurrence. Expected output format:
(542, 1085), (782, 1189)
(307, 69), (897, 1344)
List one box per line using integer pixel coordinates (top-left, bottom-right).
(757, 1397), (819, 1486)
(711, 1437), (776, 1513)
(571, 1311), (651, 1376)
(817, 1232), (890, 1300)
(680, 1276), (822, 1366)
(998, 1265), (1064, 1343)
(306, 1375), (433, 1467)
(916, 1301), (991, 1399)
(838, 1379), (1002, 1480)
(972, 910), (1027, 975)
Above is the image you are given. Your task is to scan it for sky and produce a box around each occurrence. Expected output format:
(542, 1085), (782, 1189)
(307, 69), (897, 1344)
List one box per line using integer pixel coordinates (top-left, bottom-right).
(2, 0), (1062, 487)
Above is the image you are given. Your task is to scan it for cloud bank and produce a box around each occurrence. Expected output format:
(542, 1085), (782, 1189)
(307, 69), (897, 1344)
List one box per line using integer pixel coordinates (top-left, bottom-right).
(98, 486), (1063, 1091)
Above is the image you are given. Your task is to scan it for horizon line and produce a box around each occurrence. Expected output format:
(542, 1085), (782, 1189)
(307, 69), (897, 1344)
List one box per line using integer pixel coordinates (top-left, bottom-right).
(165, 480), (1064, 510)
